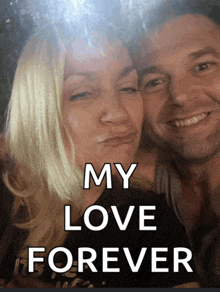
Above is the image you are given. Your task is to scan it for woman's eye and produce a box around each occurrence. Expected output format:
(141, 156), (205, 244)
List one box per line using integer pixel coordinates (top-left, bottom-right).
(70, 92), (90, 100)
(121, 87), (139, 94)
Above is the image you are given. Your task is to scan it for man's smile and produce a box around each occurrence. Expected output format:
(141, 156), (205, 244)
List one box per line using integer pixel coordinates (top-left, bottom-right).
(168, 112), (209, 127)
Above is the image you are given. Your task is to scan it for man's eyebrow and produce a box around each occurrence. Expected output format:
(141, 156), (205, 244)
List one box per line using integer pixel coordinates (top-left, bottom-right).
(138, 67), (158, 78)
(189, 47), (220, 60)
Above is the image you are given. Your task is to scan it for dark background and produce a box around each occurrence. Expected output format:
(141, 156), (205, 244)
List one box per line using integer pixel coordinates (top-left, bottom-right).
(0, 0), (35, 131)
(0, 0), (124, 132)
(1, 0), (220, 132)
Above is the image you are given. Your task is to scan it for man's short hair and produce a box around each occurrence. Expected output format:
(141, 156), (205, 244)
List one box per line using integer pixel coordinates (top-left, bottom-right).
(143, 0), (220, 30)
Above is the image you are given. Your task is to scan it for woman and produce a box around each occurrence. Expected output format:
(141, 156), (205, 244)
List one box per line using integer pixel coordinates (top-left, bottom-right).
(0, 20), (197, 287)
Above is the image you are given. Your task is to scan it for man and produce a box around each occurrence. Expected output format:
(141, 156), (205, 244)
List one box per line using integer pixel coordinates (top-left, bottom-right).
(133, 1), (220, 288)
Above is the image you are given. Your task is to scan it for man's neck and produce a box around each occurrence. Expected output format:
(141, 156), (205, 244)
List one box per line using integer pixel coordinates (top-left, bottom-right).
(134, 147), (158, 190)
(166, 151), (220, 223)
(172, 151), (220, 194)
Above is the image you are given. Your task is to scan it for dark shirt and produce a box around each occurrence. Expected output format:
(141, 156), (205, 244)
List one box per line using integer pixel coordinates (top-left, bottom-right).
(0, 175), (197, 287)
(157, 161), (220, 287)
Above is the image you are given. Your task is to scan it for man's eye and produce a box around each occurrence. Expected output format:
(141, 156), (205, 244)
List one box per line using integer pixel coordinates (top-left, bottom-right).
(146, 79), (162, 88)
(196, 63), (210, 71)
(195, 62), (217, 72)
(141, 75), (166, 93)
(144, 78), (165, 89)
(70, 92), (90, 100)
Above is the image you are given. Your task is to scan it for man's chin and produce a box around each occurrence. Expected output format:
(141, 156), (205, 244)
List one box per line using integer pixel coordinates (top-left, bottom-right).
(166, 144), (220, 165)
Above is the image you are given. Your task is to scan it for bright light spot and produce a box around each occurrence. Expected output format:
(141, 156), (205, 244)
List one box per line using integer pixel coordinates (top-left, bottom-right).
(71, 0), (78, 10)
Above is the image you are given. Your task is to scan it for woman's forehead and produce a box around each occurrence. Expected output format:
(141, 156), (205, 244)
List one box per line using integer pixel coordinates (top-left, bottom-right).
(64, 36), (132, 78)
(66, 36), (124, 59)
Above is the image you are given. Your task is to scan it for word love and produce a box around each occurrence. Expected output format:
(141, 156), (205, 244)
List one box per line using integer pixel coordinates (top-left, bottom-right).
(83, 163), (137, 189)
(65, 205), (157, 231)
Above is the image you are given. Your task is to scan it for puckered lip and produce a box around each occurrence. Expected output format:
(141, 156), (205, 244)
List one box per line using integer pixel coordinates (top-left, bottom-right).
(100, 131), (138, 144)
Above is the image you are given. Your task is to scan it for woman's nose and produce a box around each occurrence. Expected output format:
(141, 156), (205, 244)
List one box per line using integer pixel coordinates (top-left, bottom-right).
(100, 90), (129, 125)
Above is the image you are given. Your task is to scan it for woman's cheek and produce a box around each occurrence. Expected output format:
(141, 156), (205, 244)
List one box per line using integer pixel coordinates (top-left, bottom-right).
(129, 95), (144, 130)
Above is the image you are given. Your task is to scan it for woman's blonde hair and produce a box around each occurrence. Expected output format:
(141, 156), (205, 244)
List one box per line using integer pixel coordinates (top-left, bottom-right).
(4, 28), (85, 256)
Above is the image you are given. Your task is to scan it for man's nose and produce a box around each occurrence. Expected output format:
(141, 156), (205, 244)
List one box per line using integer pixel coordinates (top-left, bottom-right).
(100, 90), (129, 125)
(168, 76), (197, 105)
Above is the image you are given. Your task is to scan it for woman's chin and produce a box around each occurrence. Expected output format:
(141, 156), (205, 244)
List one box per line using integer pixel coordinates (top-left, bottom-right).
(94, 160), (136, 174)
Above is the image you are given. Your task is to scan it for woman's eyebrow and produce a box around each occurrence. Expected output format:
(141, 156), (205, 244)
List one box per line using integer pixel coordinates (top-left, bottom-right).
(64, 66), (135, 83)
(64, 71), (97, 83)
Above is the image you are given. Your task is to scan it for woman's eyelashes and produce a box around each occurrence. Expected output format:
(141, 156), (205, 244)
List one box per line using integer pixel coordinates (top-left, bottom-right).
(119, 83), (139, 94)
(121, 87), (139, 93)
(69, 87), (139, 101)
(67, 82), (139, 101)
(70, 91), (91, 100)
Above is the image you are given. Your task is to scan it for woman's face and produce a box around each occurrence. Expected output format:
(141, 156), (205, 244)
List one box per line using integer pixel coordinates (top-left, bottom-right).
(62, 37), (143, 173)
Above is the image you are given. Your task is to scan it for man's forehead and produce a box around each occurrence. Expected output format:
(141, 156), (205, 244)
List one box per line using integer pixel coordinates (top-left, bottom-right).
(153, 15), (218, 46)
(148, 14), (219, 49)
(134, 14), (220, 69)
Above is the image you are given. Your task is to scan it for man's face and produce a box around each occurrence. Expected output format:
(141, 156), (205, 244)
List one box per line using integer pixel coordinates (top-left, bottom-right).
(136, 14), (220, 162)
